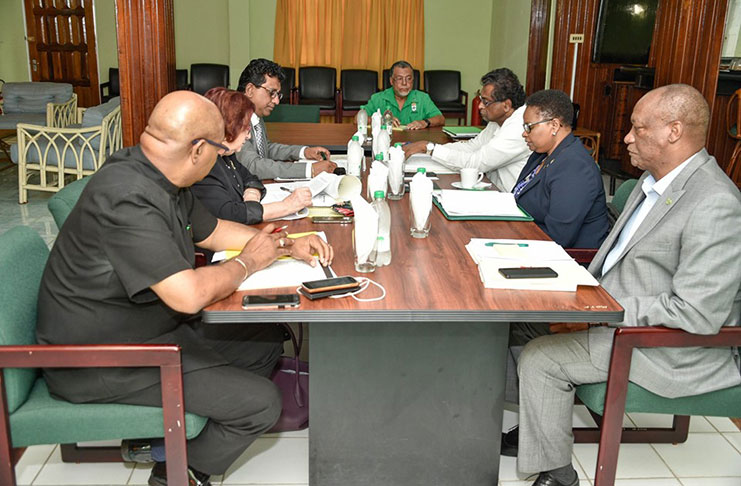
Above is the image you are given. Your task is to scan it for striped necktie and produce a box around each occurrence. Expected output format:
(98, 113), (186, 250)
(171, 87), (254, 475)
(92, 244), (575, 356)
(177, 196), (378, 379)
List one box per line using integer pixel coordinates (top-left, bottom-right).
(253, 121), (267, 158)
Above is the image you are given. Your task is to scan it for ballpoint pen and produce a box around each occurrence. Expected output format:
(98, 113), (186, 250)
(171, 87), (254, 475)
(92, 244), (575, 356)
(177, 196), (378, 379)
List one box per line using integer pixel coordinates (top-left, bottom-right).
(484, 242), (529, 247)
(280, 186), (294, 193)
(271, 225), (288, 234)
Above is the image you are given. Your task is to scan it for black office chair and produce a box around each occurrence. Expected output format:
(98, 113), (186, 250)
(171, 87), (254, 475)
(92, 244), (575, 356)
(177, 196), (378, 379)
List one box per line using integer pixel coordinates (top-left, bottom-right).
(424, 70), (468, 125)
(190, 63), (229, 95)
(297, 66), (339, 122)
(339, 69), (378, 121)
(572, 102), (580, 129)
(280, 67), (297, 104)
(99, 68), (120, 102)
(382, 68), (420, 91)
(175, 69), (189, 91)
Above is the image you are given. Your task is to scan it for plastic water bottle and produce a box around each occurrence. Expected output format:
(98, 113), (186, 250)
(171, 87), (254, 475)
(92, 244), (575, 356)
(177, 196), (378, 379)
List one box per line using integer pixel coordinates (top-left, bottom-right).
(375, 124), (390, 161)
(357, 109), (368, 135)
(371, 190), (391, 266)
(383, 108), (394, 135)
(347, 135), (363, 177)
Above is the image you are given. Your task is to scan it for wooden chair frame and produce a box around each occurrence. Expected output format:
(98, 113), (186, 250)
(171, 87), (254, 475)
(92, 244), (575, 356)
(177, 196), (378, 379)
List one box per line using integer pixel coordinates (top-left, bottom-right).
(592, 326), (741, 485)
(0, 344), (189, 486)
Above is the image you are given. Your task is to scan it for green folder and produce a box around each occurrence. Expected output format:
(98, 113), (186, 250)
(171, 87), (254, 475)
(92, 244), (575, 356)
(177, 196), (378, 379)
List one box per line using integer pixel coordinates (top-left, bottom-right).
(442, 126), (483, 138)
(433, 196), (534, 222)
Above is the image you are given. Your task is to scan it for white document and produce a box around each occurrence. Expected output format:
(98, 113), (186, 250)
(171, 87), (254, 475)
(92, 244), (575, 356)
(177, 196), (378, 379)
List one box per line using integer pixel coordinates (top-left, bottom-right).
(477, 258), (599, 292)
(238, 257), (327, 291)
(436, 190), (524, 217)
(404, 153), (457, 174)
(465, 239), (573, 265)
(211, 232), (330, 291)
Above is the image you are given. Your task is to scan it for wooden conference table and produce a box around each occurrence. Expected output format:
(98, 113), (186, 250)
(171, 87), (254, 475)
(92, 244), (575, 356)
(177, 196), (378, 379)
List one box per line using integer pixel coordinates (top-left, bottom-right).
(203, 125), (623, 486)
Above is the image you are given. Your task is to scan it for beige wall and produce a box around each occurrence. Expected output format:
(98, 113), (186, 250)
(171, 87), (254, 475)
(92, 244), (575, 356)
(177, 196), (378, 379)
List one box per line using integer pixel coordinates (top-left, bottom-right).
(488, 0), (532, 87)
(0, 0), (30, 82)
(1, 0), (533, 115)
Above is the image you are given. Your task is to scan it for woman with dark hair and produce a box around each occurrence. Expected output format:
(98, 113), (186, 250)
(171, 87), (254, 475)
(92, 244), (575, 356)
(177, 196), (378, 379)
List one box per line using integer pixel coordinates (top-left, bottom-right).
(513, 89), (609, 248)
(191, 87), (311, 224)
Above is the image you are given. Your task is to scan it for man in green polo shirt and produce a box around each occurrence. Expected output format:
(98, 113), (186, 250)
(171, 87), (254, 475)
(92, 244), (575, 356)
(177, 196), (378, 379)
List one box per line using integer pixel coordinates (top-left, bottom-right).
(358, 60), (445, 130)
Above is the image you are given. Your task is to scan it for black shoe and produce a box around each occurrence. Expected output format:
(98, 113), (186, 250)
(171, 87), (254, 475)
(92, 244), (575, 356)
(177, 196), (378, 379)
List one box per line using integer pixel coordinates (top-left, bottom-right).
(148, 461), (211, 486)
(532, 471), (579, 486)
(500, 425), (518, 457)
(121, 439), (154, 463)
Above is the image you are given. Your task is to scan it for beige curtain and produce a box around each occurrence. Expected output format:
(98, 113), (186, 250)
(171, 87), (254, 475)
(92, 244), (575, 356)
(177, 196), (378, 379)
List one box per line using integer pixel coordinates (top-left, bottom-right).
(275, 0), (425, 86)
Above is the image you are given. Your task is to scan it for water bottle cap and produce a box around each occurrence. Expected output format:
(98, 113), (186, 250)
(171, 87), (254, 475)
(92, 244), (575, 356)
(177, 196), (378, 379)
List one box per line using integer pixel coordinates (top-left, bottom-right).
(351, 135), (359, 141)
(394, 142), (402, 147)
(375, 154), (384, 160)
(374, 190), (385, 199)
(416, 167), (427, 173)
(381, 124), (387, 129)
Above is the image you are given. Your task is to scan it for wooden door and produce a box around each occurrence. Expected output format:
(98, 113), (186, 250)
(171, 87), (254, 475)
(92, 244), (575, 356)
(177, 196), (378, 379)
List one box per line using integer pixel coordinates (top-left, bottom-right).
(24, 0), (100, 107)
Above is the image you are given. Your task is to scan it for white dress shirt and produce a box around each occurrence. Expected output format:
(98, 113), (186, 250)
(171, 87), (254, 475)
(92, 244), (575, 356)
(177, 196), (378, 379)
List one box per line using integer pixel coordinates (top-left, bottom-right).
(430, 105), (531, 192)
(250, 113), (312, 177)
(601, 153), (698, 275)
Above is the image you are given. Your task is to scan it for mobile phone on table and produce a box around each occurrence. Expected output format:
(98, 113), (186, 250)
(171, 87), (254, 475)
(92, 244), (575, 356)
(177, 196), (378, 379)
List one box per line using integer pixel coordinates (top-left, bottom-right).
(241, 293), (300, 309)
(498, 267), (558, 279)
(301, 276), (360, 294)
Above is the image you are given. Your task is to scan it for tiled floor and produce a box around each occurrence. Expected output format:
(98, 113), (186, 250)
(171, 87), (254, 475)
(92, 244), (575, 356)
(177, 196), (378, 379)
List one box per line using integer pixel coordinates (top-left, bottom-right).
(2, 166), (739, 485)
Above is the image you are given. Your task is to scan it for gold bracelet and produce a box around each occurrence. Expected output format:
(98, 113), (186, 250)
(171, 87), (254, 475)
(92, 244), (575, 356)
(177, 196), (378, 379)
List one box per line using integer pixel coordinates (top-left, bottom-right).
(232, 256), (249, 281)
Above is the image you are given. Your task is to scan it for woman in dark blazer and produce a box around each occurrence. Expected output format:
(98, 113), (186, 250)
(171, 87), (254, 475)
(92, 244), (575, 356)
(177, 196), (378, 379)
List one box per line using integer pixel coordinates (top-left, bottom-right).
(512, 89), (609, 248)
(192, 88), (311, 224)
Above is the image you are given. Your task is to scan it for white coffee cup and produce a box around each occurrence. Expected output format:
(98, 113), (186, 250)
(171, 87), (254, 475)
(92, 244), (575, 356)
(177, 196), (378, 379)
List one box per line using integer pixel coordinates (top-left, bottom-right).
(460, 168), (484, 189)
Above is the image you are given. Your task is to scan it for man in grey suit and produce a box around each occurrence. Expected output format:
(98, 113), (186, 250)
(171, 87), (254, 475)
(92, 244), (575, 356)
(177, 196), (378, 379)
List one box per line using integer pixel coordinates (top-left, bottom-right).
(515, 84), (741, 486)
(235, 58), (336, 180)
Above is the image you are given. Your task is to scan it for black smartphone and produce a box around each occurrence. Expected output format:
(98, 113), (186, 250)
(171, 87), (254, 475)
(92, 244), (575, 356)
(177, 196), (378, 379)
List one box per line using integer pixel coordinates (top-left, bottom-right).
(301, 276), (360, 294)
(298, 287), (356, 300)
(498, 267), (558, 279)
(241, 294), (300, 309)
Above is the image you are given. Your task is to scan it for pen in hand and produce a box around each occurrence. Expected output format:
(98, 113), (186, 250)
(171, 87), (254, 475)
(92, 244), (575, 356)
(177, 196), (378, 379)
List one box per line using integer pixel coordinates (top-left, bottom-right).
(280, 186), (294, 193)
(271, 225), (288, 234)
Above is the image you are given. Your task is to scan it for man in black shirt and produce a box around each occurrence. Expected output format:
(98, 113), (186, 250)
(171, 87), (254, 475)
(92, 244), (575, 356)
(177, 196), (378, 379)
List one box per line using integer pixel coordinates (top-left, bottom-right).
(36, 91), (332, 486)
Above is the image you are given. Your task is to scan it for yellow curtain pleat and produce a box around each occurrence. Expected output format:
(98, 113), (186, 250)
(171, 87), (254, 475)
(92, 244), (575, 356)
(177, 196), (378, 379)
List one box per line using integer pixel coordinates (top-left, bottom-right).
(275, 0), (424, 88)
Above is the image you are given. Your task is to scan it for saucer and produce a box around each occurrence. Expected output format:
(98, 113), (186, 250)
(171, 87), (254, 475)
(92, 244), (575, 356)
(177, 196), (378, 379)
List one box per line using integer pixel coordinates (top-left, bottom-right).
(451, 181), (492, 190)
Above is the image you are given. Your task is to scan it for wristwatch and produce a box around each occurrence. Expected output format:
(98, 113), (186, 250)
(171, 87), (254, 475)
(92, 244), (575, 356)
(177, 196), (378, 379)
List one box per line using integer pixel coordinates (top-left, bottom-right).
(426, 142), (435, 155)
(423, 118), (431, 128)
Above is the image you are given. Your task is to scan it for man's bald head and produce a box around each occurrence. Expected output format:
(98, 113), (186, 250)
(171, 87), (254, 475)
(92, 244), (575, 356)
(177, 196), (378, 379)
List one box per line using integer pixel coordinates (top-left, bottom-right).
(140, 91), (226, 187)
(625, 84), (709, 179)
(643, 84), (709, 144)
(142, 91), (225, 151)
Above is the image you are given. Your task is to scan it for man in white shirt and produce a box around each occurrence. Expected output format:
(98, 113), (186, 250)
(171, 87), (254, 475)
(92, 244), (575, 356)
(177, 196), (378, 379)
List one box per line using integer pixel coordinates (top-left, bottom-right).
(402, 68), (531, 192)
(512, 84), (741, 486)
(236, 58), (336, 180)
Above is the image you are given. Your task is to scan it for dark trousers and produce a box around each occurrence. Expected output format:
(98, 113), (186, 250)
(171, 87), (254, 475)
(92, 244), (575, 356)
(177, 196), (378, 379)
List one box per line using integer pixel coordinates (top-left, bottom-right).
(110, 322), (284, 475)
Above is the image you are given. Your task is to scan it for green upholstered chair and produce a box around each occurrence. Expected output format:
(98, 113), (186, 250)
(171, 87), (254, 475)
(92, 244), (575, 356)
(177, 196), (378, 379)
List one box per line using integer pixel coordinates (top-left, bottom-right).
(47, 176), (90, 229)
(0, 226), (207, 485)
(264, 104), (321, 123)
(607, 178), (638, 224)
(577, 326), (741, 485)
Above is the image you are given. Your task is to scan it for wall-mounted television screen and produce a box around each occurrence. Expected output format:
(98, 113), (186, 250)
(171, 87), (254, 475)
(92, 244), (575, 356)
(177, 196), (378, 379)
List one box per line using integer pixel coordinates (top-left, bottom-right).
(592, 0), (659, 65)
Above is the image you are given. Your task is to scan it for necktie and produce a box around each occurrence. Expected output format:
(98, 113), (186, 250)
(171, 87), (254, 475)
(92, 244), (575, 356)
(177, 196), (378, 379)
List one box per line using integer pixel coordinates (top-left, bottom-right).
(253, 121), (267, 158)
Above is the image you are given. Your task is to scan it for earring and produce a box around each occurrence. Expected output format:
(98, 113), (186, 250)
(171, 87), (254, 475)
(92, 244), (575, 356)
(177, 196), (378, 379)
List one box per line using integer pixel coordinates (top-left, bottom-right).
(552, 131), (557, 136)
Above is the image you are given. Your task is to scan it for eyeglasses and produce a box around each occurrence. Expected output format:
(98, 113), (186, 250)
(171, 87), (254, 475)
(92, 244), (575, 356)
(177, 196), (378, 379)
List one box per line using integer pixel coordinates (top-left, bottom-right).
(191, 138), (229, 152)
(392, 76), (413, 84)
(476, 90), (501, 108)
(257, 85), (283, 100)
(522, 118), (555, 133)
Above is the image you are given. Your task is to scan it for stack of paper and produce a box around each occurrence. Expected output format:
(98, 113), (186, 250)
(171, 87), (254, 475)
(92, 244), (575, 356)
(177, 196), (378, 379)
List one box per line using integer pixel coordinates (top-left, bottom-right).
(404, 154), (457, 174)
(436, 190), (524, 218)
(466, 238), (599, 292)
